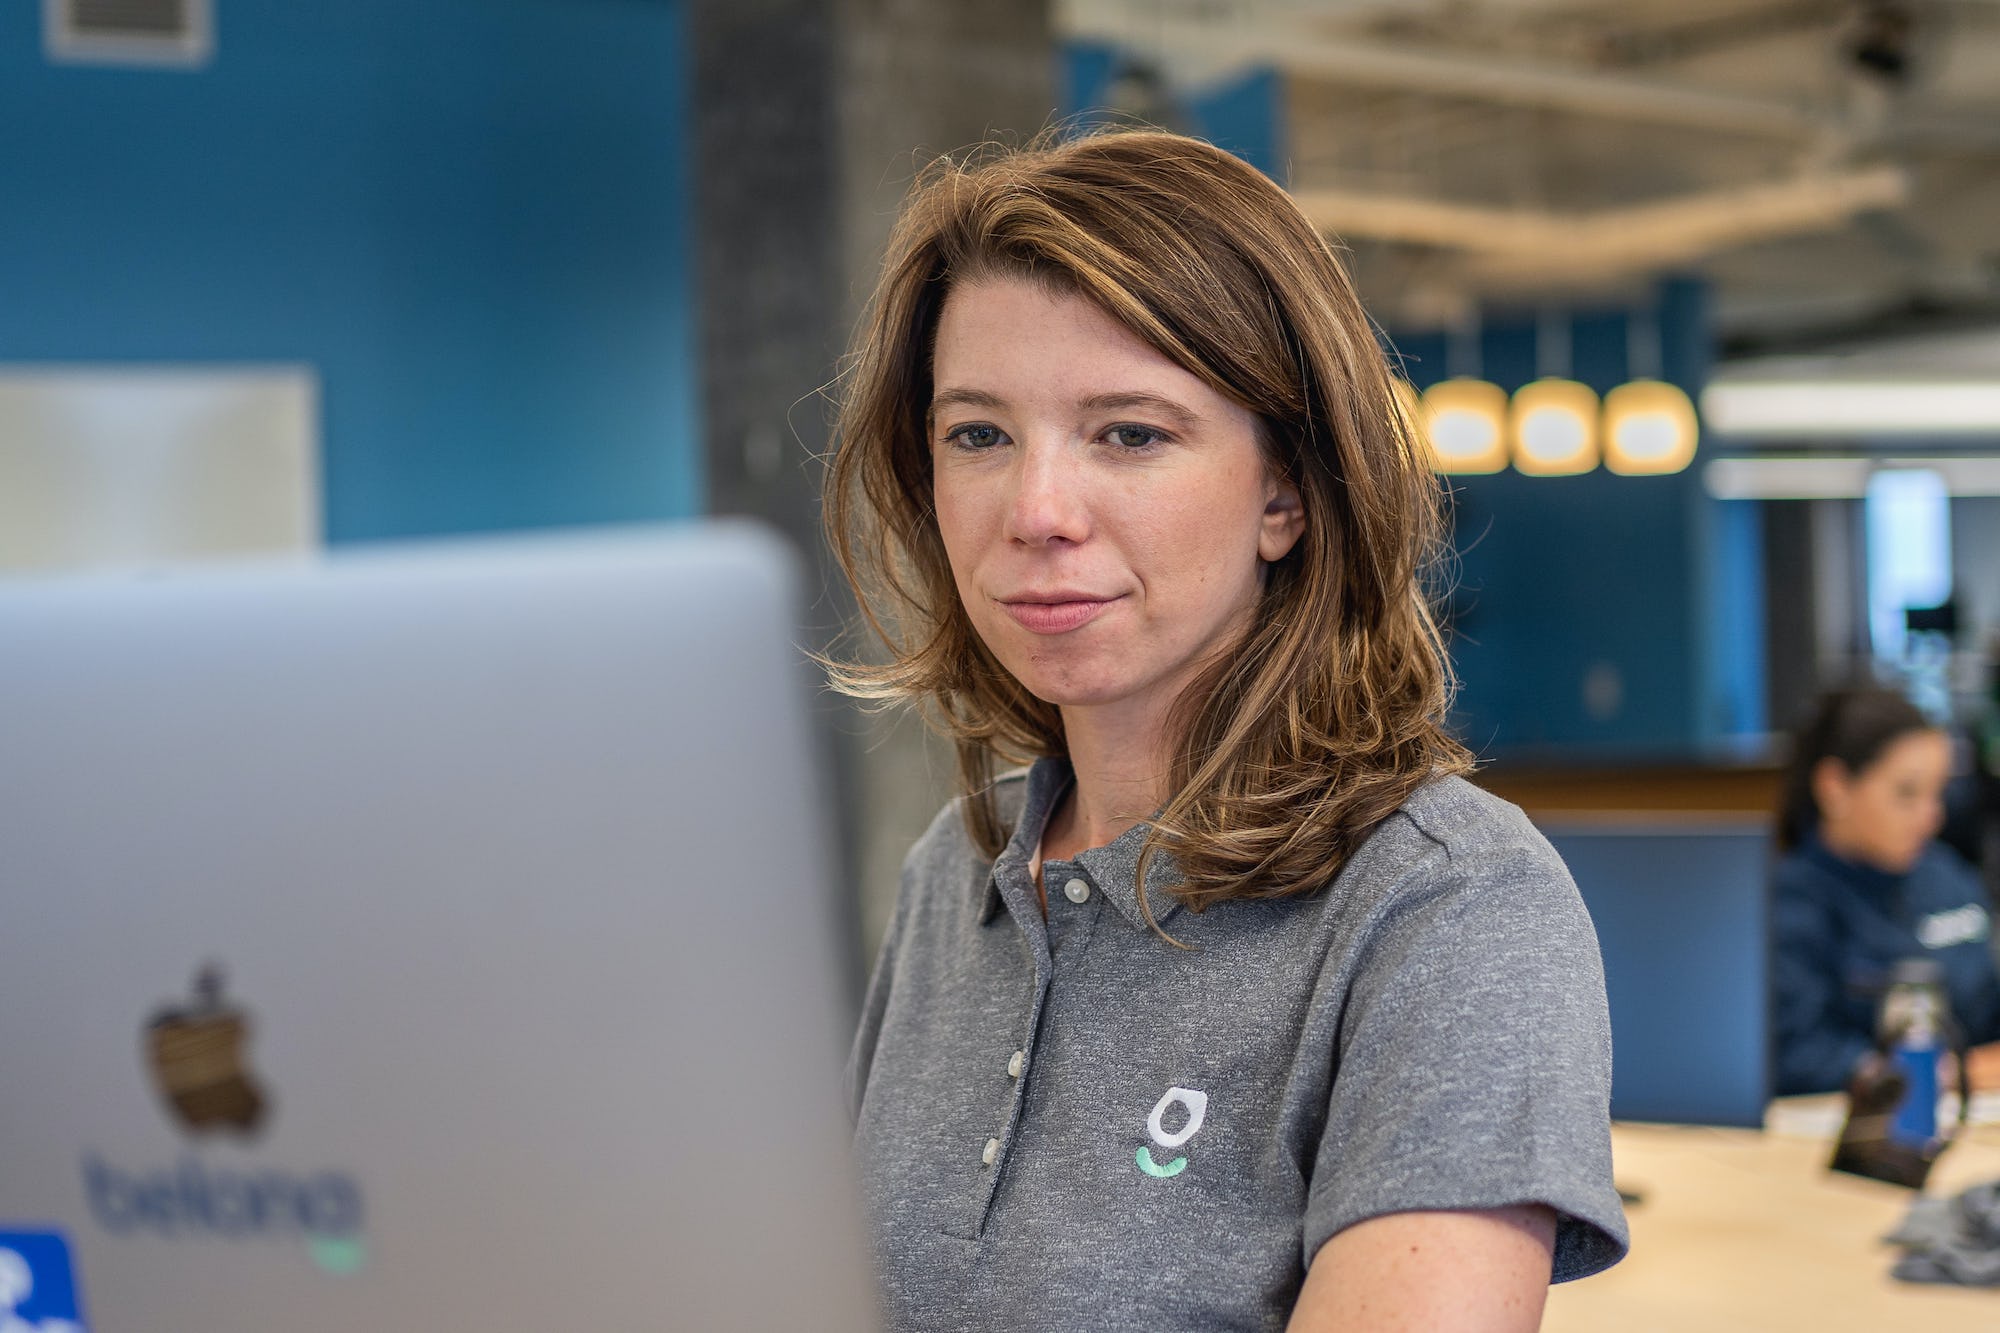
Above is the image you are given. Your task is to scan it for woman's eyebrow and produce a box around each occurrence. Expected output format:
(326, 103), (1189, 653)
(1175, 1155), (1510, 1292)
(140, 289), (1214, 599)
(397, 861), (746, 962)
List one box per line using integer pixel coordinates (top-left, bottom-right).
(1077, 392), (1199, 429)
(929, 387), (1007, 418)
(928, 387), (1202, 429)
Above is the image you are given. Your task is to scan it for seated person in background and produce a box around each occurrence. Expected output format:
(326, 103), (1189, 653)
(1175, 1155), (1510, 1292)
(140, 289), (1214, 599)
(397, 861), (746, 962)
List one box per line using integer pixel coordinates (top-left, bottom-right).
(1773, 686), (2000, 1095)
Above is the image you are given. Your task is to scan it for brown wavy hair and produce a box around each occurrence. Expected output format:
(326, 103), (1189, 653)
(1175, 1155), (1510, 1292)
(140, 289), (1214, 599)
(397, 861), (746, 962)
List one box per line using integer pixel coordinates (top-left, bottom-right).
(823, 127), (1470, 916)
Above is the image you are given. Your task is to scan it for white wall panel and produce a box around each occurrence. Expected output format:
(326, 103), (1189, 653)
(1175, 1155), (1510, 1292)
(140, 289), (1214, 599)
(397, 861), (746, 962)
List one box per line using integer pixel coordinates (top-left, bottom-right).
(0, 366), (318, 575)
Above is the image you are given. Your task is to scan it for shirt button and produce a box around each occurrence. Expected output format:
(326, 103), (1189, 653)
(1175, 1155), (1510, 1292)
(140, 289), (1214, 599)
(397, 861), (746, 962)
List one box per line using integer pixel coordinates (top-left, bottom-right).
(1063, 877), (1091, 904)
(982, 1137), (1001, 1167)
(1008, 1050), (1025, 1079)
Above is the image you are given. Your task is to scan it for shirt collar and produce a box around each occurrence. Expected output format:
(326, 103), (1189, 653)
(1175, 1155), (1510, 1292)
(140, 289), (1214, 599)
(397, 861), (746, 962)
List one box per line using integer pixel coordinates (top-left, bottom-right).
(1801, 827), (1903, 899)
(977, 756), (1184, 932)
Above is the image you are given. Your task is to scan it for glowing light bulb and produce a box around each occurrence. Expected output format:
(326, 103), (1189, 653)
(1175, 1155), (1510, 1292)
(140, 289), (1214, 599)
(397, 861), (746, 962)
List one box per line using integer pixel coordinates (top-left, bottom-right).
(1511, 379), (1600, 476)
(1604, 380), (1698, 475)
(1418, 378), (1509, 474)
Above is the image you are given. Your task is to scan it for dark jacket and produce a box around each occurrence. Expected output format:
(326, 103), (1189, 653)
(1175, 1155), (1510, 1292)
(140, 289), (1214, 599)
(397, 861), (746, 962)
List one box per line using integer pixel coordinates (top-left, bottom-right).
(1773, 833), (2000, 1095)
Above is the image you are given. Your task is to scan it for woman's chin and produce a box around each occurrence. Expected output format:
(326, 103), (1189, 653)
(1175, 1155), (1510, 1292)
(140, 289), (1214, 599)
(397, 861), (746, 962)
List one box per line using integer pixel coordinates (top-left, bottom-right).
(1026, 685), (1126, 710)
(1864, 845), (1925, 876)
(1013, 671), (1141, 711)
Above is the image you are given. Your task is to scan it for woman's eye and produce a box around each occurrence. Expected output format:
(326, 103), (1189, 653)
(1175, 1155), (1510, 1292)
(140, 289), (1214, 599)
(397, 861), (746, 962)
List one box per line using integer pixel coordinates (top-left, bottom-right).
(945, 424), (1004, 450)
(1106, 424), (1164, 450)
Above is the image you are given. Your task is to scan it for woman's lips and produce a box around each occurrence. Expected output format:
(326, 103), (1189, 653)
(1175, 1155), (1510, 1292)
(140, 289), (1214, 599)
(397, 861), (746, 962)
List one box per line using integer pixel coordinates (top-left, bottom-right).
(999, 596), (1120, 634)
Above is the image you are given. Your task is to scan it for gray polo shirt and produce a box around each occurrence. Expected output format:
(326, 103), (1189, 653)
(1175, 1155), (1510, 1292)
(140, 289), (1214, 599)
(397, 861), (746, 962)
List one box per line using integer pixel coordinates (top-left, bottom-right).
(850, 758), (1628, 1332)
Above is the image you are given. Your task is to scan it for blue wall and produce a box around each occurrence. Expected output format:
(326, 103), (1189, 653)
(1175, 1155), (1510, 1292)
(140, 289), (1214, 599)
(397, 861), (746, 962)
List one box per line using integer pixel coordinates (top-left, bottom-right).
(0, 0), (698, 543)
(1062, 42), (1285, 180)
(1393, 282), (1767, 758)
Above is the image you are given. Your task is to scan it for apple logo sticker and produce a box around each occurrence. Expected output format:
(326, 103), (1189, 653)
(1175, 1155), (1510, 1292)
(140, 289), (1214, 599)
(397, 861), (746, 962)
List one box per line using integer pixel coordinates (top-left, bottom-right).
(91, 973), (368, 1275)
(144, 965), (270, 1138)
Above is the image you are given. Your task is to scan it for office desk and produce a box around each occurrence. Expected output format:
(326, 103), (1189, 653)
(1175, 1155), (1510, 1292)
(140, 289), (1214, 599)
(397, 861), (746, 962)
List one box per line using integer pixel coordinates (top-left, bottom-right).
(1544, 1102), (2000, 1332)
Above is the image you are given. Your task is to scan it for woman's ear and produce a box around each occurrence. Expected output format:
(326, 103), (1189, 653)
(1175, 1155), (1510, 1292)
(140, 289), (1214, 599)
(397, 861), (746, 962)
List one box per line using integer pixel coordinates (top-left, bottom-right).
(1259, 477), (1305, 563)
(1810, 756), (1852, 825)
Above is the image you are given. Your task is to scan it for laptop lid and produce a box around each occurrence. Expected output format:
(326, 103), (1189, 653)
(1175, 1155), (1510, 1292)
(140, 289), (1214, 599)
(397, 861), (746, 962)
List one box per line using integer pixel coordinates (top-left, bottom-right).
(0, 524), (877, 1330)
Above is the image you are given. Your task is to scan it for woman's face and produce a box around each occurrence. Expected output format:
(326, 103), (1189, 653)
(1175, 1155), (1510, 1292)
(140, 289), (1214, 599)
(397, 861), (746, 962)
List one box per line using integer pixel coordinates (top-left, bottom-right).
(928, 276), (1303, 735)
(1813, 728), (1951, 874)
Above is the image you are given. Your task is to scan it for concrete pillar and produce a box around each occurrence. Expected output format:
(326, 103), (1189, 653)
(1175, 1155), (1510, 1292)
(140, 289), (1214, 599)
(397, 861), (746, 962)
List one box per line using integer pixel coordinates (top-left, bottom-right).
(834, 0), (1055, 966)
(690, 0), (1054, 984)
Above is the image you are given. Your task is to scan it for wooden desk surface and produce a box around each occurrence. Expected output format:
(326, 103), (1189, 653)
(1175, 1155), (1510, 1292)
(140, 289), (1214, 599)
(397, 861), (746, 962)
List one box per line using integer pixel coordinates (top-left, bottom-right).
(1544, 1102), (2000, 1332)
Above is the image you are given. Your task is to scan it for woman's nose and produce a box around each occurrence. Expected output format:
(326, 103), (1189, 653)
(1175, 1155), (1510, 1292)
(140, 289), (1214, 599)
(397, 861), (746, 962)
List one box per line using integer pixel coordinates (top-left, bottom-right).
(1005, 441), (1089, 546)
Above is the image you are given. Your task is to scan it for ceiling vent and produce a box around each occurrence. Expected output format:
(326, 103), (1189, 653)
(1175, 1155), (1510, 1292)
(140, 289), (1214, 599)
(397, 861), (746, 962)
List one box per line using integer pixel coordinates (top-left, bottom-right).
(44, 0), (213, 69)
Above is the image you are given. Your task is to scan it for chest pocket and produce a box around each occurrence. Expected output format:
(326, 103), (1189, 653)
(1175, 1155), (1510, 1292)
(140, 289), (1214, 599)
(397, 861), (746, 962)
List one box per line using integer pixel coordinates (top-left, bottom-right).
(985, 1061), (1302, 1329)
(1023, 1057), (1298, 1232)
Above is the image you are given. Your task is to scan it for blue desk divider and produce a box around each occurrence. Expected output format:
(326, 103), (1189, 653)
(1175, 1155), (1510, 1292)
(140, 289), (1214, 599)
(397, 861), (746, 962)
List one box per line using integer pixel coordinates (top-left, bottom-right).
(1543, 822), (1773, 1128)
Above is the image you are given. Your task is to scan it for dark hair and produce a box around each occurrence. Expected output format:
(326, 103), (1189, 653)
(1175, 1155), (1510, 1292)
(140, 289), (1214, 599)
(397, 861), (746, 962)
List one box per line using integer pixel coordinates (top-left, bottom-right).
(822, 128), (1469, 917)
(1775, 687), (1936, 851)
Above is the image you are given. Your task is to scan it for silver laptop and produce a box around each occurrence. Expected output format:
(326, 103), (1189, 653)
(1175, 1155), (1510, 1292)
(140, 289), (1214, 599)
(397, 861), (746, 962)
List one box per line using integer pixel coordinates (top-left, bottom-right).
(0, 524), (878, 1331)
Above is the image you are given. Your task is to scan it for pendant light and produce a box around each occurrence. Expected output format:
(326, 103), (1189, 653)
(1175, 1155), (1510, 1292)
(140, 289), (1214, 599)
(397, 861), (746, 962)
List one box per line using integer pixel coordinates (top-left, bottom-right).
(1511, 308), (1600, 476)
(1420, 310), (1508, 474)
(1604, 305), (1698, 475)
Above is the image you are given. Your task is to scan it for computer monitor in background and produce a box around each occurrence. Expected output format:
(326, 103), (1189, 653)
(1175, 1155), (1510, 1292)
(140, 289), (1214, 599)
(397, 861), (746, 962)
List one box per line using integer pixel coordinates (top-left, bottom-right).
(1543, 822), (1773, 1128)
(0, 524), (878, 1332)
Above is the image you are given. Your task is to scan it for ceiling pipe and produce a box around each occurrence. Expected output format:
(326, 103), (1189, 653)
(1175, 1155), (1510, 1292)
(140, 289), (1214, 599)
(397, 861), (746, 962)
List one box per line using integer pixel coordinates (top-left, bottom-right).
(1292, 166), (1908, 280)
(1059, 11), (1833, 138)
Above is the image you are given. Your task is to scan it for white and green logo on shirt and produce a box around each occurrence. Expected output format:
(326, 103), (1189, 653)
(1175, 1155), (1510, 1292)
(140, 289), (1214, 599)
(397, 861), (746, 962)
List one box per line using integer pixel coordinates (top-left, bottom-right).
(1136, 1086), (1207, 1178)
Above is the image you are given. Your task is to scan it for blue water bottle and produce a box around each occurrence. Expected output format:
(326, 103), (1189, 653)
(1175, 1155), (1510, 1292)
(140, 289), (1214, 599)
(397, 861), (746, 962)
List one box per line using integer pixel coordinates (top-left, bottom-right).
(1879, 958), (1949, 1151)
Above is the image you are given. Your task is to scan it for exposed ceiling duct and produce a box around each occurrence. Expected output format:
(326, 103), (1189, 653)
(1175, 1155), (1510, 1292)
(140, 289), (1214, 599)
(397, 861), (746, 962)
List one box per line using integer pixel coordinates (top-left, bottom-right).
(1294, 167), (1910, 283)
(1061, 8), (1835, 139)
(1059, 0), (2000, 337)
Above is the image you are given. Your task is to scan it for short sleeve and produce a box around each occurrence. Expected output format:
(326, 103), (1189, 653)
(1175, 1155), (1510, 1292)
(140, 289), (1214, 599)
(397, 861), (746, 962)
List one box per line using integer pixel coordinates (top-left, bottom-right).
(1301, 827), (1630, 1282)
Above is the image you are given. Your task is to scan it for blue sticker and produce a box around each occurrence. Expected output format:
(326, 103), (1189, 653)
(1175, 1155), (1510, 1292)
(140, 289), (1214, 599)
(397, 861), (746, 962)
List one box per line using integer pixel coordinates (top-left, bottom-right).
(0, 1229), (89, 1330)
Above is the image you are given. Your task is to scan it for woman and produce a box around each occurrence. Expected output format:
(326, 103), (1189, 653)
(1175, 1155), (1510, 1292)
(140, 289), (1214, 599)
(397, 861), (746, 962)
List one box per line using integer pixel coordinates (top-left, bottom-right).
(1773, 686), (2000, 1096)
(826, 129), (1626, 1331)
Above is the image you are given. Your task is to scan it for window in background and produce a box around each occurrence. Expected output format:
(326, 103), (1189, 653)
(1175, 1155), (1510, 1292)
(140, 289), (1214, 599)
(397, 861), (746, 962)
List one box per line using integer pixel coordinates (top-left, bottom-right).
(1865, 466), (1952, 672)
